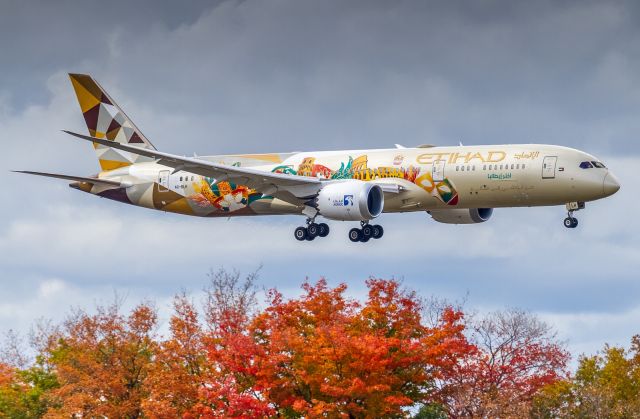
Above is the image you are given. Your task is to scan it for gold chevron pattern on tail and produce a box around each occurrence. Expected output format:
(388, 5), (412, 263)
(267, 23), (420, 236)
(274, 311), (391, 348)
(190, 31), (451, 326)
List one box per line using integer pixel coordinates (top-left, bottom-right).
(69, 74), (156, 171)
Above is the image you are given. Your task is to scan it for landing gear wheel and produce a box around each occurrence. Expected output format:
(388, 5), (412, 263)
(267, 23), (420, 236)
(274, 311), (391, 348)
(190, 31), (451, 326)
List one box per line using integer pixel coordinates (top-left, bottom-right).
(318, 223), (330, 237)
(294, 227), (307, 241)
(307, 223), (320, 238)
(563, 217), (578, 229)
(349, 228), (362, 242)
(362, 224), (373, 239)
(371, 225), (384, 239)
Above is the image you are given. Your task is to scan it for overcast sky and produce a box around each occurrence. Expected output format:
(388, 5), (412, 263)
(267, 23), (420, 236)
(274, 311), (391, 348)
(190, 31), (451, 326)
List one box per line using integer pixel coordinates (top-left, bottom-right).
(0, 0), (638, 358)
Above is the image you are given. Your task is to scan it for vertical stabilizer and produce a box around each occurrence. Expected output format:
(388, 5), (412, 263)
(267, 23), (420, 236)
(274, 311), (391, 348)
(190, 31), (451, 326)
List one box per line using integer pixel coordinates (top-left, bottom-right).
(69, 74), (156, 171)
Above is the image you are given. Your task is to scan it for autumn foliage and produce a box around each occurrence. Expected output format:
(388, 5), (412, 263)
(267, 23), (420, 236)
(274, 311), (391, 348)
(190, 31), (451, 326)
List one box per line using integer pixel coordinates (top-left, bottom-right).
(43, 303), (157, 418)
(0, 271), (573, 418)
(439, 309), (570, 417)
(532, 334), (640, 417)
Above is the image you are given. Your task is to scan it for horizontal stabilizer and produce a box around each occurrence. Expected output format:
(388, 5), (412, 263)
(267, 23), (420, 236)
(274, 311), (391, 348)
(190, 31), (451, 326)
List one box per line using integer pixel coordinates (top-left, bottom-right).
(13, 170), (122, 187)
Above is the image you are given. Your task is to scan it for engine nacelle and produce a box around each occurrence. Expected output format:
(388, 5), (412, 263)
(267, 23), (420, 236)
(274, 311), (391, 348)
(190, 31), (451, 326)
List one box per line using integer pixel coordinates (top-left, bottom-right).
(316, 181), (384, 221)
(428, 208), (493, 224)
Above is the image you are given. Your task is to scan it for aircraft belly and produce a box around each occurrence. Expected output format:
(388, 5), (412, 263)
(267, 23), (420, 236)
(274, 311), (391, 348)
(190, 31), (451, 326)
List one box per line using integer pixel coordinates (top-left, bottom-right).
(248, 197), (302, 215)
(193, 197), (301, 218)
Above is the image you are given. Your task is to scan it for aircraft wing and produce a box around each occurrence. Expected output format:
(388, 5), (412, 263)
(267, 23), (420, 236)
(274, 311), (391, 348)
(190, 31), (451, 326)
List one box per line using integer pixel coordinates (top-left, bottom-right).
(13, 170), (124, 187)
(63, 131), (322, 204)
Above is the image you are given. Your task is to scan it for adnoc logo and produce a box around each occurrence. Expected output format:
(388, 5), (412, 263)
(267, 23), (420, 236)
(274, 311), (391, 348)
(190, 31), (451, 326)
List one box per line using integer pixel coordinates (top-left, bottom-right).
(343, 195), (354, 206)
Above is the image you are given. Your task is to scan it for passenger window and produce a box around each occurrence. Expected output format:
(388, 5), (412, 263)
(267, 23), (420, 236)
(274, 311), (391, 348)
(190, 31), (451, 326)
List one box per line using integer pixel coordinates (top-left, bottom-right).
(483, 165), (486, 170)
(472, 166), (475, 171)
(511, 164), (514, 170)
(522, 164), (526, 169)
(456, 166), (459, 171)
(179, 176), (183, 181)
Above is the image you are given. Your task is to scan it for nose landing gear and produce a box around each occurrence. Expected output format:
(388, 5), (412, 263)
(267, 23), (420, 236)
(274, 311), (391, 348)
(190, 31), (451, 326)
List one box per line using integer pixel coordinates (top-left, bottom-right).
(563, 215), (578, 229)
(294, 218), (330, 241)
(348, 221), (384, 243)
(563, 202), (585, 229)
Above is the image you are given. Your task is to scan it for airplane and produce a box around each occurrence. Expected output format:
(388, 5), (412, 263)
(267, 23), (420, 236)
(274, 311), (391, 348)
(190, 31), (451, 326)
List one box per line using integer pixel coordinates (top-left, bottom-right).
(15, 74), (620, 243)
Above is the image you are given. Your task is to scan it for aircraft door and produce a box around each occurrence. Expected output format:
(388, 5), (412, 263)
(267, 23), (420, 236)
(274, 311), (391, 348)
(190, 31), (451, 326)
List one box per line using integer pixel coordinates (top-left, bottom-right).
(432, 160), (446, 182)
(158, 170), (170, 191)
(542, 156), (557, 179)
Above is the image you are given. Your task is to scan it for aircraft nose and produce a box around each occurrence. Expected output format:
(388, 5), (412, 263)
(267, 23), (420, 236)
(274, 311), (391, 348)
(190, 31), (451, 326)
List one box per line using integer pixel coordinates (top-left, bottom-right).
(603, 172), (620, 196)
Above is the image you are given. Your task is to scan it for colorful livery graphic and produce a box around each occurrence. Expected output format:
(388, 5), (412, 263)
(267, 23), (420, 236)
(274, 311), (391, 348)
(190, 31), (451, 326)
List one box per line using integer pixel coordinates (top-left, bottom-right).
(16, 74), (620, 242)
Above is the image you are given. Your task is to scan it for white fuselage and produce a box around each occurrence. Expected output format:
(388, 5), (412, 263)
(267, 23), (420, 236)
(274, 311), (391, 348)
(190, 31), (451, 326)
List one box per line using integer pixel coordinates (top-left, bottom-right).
(91, 144), (619, 218)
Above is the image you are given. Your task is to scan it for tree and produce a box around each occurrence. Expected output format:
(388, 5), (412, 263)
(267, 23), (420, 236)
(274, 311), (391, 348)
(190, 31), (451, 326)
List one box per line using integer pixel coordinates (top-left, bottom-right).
(0, 360), (58, 418)
(193, 268), (274, 418)
(532, 334), (640, 418)
(43, 301), (157, 418)
(440, 308), (569, 417)
(0, 272), (583, 418)
(1, 330), (29, 369)
(142, 294), (209, 418)
(196, 278), (474, 418)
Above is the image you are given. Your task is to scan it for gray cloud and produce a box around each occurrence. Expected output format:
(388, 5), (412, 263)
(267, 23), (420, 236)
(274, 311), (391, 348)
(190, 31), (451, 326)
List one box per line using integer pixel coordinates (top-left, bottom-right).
(0, 0), (638, 358)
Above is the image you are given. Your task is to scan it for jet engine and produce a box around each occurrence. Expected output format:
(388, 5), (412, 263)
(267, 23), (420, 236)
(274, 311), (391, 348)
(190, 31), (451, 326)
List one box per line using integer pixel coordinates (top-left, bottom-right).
(316, 181), (384, 221)
(428, 208), (493, 224)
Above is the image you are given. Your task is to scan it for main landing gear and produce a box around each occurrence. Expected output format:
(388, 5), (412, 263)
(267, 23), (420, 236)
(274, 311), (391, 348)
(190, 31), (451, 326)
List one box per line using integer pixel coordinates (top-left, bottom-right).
(294, 219), (384, 243)
(349, 221), (384, 243)
(294, 219), (330, 241)
(563, 202), (585, 229)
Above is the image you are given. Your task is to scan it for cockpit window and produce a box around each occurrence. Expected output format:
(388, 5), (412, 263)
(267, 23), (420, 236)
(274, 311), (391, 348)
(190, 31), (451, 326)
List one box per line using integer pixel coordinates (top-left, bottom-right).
(579, 161), (593, 169)
(592, 161), (606, 168)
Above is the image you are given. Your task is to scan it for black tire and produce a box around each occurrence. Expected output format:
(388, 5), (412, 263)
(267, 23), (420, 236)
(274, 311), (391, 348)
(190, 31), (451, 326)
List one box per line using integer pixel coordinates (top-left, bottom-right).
(571, 218), (579, 228)
(563, 217), (573, 228)
(307, 223), (319, 238)
(349, 228), (362, 242)
(294, 227), (307, 241)
(362, 224), (373, 238)
(318, 223), (330, 237)
(372, 225), (384, 239)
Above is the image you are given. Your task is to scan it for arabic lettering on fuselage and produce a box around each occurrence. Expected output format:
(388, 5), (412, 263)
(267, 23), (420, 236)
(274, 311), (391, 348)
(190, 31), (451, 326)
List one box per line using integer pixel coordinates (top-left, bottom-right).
(514, 151), (540, 160)
(487, 172), (513, 180)
(416, 151), (506, 165)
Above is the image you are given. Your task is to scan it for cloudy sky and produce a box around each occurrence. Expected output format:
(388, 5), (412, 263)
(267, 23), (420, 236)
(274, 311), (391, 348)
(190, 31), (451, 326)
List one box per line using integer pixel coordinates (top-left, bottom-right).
(0, 0), (638, 357)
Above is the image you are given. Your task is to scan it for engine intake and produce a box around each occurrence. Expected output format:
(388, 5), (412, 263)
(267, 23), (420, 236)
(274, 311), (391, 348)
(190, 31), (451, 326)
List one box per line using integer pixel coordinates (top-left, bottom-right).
(428, 208), (493, 224)
(316, 181), (384, 221)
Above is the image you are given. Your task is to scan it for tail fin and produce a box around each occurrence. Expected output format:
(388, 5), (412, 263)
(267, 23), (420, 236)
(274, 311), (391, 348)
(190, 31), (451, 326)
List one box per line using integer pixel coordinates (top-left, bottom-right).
(68, 74), (156, 171)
